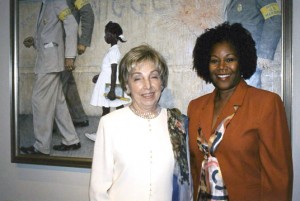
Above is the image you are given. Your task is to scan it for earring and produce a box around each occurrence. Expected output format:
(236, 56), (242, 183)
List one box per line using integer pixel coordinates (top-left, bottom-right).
(125, 88), (131, 95)
(125, 84), (131, 95)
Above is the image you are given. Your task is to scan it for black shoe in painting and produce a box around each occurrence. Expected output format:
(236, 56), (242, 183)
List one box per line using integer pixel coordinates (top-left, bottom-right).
(20, 146), (49, 155)
(53, 143), (81, 151)
(73, 120), (89, 127)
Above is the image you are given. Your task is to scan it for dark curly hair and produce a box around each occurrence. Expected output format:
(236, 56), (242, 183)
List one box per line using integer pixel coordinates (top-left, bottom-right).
(105, 21), (126, 43)
(193, 22), (257, 83)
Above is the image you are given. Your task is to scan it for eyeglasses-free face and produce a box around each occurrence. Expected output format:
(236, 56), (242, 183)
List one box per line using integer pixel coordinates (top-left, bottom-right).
(209, 41), (241, 92)
(126, 60), (163, 113)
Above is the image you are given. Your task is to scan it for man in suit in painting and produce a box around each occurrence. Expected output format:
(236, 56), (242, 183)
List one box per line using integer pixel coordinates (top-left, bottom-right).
(223, 0), (282, 88)
(20, 0), (81, 155)
(60, 0), (95, 127)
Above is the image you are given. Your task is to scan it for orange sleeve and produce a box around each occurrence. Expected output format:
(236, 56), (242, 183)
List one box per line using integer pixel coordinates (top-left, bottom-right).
(258, 94), (293, 200)
(187, 101), (203, 200)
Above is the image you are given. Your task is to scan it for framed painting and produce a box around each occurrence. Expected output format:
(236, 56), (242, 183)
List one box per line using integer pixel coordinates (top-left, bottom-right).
(11, 0), (292, 168)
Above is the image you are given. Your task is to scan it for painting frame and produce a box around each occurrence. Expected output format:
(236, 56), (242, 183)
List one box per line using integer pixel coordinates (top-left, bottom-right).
(10, 0), (292, 168)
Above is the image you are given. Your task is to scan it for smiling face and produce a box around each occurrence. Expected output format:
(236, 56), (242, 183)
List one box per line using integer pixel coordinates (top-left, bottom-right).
(126, 60), (162, 112)
(209, 41), (241, 91)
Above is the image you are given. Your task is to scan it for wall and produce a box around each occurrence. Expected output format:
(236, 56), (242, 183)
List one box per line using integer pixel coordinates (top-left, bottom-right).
(292, 1), (300, 200)
(0, 0), (91, 201)
(0, 0), (299, 201)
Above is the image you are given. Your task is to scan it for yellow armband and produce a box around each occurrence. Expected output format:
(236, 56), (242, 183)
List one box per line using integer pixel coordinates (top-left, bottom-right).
(74, 0), (89, 10)
(260, 3), (281, 20)
(58, 8), (71, 21)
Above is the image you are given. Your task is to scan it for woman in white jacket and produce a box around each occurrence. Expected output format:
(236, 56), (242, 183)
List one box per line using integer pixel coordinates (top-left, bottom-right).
(89, 44), (193, 201)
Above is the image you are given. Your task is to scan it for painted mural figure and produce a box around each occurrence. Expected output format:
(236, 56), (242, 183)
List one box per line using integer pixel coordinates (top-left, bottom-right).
(223, 0), (282, 88)
(188, 22), (293, 201)
(85, 21), (129, 142)
(20, 0), (81, 155)
(60, 0), (95, 128)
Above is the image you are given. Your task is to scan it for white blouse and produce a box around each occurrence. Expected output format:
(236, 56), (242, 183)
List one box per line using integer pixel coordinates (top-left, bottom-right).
(90, 107), (175, 201)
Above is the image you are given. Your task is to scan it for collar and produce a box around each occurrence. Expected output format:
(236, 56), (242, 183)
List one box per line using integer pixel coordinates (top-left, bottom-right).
(110, 44), (119, 50)
(200, 79), (249, 138)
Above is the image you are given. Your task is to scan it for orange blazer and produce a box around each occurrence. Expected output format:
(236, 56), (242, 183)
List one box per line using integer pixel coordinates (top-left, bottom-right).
(188, 80), (293, 201)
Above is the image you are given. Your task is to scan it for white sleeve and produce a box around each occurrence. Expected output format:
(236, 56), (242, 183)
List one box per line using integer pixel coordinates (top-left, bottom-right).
(89, 118), (114, 201)
(109, 48), (121, 64)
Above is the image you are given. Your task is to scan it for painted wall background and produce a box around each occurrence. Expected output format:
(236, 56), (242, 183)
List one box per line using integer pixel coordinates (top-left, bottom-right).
(18, 0), (282, 115)
(1, 0), (299, 201)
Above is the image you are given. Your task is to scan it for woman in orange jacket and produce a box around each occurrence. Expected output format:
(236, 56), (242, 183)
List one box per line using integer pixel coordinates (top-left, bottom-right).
(188, 22), (293, 201)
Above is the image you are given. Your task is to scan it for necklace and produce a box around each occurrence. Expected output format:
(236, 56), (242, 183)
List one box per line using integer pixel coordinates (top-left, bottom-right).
(129, 105), (161, 119)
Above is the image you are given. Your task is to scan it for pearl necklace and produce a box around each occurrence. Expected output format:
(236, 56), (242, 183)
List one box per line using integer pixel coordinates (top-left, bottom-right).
(129, 105), (161, 119)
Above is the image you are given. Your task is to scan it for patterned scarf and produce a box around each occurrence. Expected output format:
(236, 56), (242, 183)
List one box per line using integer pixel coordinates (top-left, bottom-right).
(197, 106), (238, 201)
(167, 108), (190, 184)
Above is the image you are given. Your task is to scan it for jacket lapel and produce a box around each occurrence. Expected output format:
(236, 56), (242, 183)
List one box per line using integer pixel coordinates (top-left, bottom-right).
(199, 93), (215, 141)
(211, 80), (248, 137)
